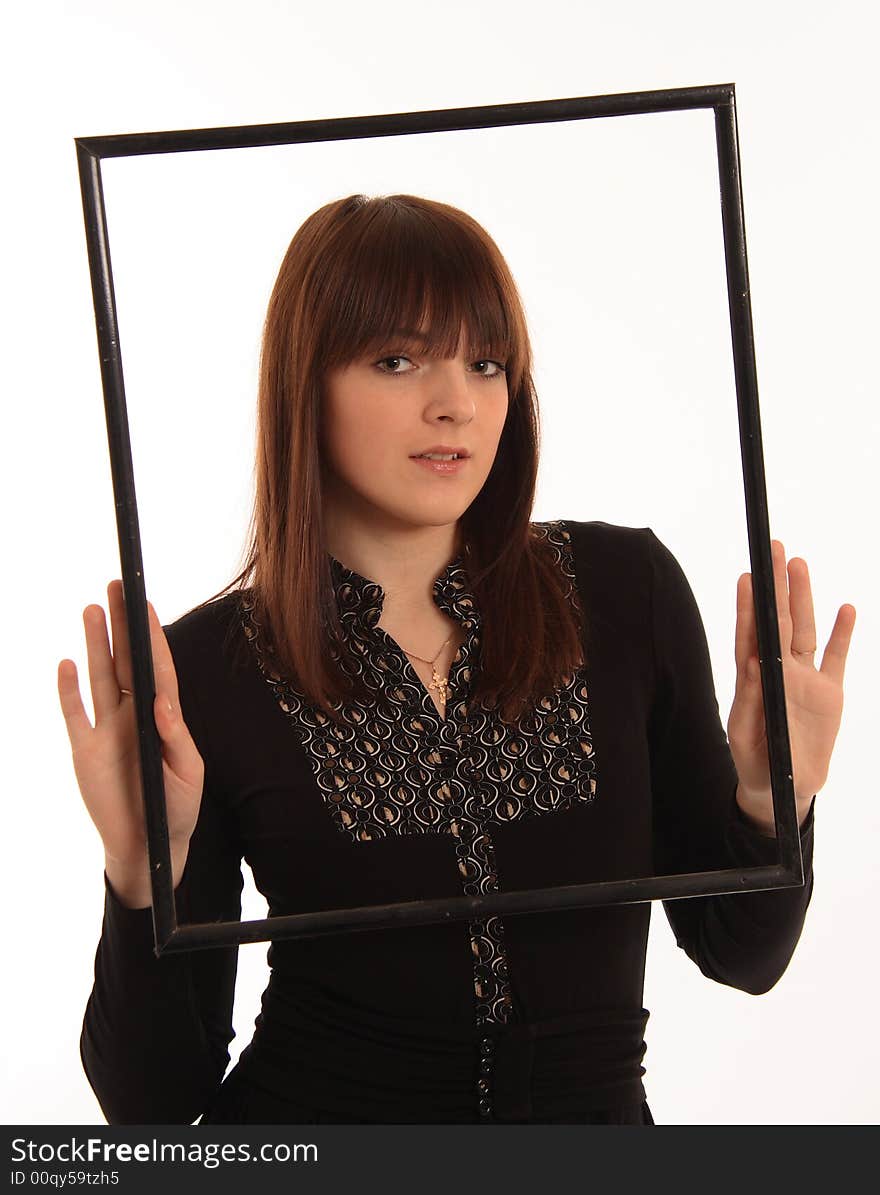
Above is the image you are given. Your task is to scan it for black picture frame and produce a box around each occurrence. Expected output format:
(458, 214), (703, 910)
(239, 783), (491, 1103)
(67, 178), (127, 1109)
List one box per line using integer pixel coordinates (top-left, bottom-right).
(75, 81), (804, 957)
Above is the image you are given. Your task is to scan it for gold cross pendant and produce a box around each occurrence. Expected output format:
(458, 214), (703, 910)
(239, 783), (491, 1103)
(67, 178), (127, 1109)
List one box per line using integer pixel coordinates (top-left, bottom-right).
(429, 667), (449, 706)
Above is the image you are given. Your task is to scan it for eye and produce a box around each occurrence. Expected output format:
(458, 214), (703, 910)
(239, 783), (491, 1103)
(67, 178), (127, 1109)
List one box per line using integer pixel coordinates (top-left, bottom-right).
(374, 355), (416, 376)
(472, 359), (507, 379)
(373, 355), (507, 379)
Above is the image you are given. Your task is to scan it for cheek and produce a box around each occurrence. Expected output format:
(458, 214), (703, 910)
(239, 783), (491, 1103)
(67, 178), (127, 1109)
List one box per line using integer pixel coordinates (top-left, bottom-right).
(490, 392), (510, 441)
(323, 397), (398, 478)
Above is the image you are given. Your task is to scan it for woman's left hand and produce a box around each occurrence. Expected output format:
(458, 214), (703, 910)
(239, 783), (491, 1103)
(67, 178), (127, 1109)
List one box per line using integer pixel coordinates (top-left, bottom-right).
(727, 539), (856, 835)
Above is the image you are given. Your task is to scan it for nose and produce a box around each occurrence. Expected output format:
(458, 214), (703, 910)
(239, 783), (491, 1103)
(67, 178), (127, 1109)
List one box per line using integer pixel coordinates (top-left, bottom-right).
(425, 360), (476, 423)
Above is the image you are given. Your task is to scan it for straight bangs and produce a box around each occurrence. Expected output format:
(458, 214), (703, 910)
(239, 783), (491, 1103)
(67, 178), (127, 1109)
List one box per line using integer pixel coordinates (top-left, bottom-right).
(312, 194), (528, 397)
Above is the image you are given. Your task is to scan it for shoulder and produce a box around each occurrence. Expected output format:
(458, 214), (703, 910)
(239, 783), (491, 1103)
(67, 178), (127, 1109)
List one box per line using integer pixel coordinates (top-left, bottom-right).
(529, 519), (690, 632)
(162, 591), (250, 679)
(529, 517), (660, 576)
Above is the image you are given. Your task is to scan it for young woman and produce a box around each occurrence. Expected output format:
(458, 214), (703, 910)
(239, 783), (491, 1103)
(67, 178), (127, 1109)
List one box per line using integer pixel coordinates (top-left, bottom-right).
(58, 193), (855, 1125)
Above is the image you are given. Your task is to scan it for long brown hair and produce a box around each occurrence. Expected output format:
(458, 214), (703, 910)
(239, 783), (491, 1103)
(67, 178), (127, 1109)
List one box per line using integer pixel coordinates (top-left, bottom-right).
(187, 193), (585, 725)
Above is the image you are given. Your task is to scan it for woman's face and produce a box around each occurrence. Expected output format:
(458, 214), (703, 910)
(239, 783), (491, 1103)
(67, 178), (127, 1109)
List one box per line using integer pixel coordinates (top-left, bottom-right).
(320, 324), (510, 535)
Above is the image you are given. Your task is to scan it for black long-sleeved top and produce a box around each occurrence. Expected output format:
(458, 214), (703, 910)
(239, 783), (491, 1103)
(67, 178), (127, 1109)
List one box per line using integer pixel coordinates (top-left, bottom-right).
(80, 520), (815, 1125)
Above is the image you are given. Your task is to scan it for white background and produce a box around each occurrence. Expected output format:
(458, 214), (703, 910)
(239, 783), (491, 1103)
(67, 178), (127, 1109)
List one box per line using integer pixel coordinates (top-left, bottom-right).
(2, 0), (876, 1125)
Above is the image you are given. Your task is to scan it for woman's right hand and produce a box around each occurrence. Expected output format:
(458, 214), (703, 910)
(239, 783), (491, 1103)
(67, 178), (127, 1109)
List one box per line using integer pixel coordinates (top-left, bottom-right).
(57, 580), (205, 908)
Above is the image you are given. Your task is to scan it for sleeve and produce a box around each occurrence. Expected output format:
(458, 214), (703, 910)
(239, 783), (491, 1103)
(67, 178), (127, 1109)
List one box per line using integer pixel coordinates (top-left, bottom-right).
(646, 529), (815, 996)
(79, 621), (244, 1125)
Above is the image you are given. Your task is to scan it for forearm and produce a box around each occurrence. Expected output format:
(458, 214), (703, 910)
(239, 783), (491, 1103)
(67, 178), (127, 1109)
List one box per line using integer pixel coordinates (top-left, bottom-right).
(663, 788), (816, 995)
(81, 870), (237, 1124)
(83, 793), (242, 1124)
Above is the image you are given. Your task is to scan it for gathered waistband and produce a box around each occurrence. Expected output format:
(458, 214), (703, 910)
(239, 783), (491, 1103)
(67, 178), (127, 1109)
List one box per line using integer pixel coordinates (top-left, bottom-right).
(240, 976), (649, 1122)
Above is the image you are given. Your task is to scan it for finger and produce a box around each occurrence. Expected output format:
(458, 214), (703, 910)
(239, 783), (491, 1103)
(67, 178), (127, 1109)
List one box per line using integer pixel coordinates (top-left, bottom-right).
(107, 579), (133, 691)
(819, 603), (857, 687)
(149, 600), (182, 715)
(771, 539), (792, 655)
(83, 601), (124, 724)
(57, 657), (95, 753)
(108, 582), (178, 712)
(734, 571), (758, 681)
(788, 556), (818, 660)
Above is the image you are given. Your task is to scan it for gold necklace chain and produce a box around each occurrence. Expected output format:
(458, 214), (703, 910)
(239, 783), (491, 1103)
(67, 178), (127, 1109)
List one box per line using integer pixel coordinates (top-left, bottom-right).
(401, 633), (454, 707)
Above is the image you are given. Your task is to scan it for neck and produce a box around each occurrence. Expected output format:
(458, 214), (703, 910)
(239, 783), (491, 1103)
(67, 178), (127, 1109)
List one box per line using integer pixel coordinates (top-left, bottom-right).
(324, 507), (463, 620)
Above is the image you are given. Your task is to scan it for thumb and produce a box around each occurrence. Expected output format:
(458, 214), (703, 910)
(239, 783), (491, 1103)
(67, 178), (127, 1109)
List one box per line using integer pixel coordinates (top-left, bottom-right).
(155, 691), (176, 722)
(154, 691), (202, 786)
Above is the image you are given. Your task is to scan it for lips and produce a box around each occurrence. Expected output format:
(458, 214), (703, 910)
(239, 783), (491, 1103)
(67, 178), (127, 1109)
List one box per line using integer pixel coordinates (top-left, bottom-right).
(410, 445), (470, 459)
(410, 455), (469, 474)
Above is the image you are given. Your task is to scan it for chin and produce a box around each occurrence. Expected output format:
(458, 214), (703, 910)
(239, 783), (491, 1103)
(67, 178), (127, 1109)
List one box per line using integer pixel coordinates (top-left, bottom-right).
(384, 499), (471, 529)
(402, 508), (469, 529)
(339, 476), (481, 529)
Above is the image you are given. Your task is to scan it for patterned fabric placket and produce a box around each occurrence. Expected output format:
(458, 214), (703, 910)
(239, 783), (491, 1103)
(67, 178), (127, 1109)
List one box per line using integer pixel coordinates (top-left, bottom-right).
(238, 522), (596, 1123)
